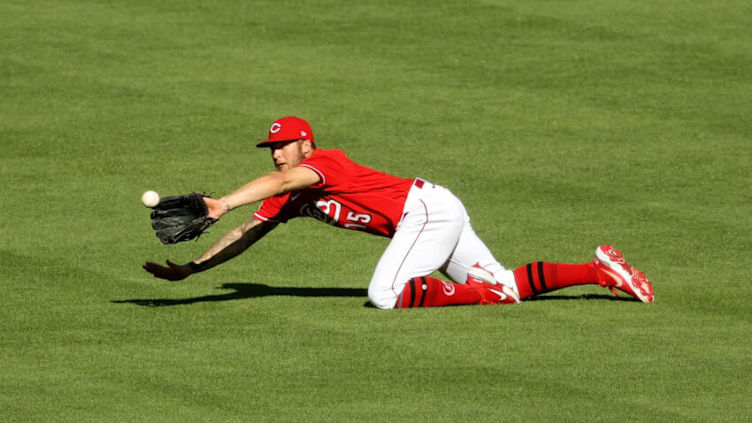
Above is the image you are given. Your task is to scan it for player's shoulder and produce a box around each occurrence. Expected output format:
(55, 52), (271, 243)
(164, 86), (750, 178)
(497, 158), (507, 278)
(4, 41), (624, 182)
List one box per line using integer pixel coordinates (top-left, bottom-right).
(313, 148), (348, 159)
(303, 148), (351, 165)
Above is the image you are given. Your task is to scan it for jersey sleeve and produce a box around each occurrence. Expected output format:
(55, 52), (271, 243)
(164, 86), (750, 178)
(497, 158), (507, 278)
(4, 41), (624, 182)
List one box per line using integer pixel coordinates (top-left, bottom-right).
(253, 194), (291, 223)
(298, 150), (347, 190)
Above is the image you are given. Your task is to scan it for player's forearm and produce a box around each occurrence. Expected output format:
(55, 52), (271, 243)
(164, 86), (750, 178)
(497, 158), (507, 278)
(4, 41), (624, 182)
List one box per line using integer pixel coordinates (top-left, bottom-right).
(219, 172), (288, 213)
(190, 219), (276, 273)
(217, 167), (319, 216)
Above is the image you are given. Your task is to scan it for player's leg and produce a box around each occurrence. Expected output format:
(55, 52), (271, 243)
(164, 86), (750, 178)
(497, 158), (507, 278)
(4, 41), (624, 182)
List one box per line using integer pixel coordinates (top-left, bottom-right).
(439, 220), (654, 302)
(440, 219), (518, 290)
(510, 245), (654, 302)
(367, 182), (464, 309)
(368, 182), (515, 309)
(511, 261), (599, 300)
(394, 274), (518, 308)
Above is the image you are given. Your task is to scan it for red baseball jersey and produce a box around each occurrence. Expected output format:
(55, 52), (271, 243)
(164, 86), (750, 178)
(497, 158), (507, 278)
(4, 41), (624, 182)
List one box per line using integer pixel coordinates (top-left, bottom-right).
(253, 149), (414, 238)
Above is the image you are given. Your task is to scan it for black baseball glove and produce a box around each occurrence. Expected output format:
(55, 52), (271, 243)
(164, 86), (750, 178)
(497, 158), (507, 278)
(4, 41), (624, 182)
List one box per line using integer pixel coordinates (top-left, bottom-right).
(150, 192), (217, 244)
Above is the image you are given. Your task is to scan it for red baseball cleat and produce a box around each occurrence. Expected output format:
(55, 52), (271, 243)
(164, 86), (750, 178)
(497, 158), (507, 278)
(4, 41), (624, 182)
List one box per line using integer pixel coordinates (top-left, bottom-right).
(593, 245), (654, 303)
(466, 263), (496, 284)
(466, 263), (520, 304)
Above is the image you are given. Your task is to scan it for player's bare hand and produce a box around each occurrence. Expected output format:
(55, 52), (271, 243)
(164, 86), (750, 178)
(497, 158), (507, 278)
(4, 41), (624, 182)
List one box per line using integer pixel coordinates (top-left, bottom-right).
(204, 197), (227, 220)
(143, 260), (194, 281)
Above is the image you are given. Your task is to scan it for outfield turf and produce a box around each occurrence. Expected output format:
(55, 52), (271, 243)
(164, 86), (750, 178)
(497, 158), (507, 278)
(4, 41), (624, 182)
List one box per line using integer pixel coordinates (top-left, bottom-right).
(2, 0), (751, 421)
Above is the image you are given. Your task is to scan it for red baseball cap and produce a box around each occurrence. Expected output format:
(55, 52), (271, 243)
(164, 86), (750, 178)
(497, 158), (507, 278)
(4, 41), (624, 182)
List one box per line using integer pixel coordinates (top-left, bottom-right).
(256, 116), (315, 148)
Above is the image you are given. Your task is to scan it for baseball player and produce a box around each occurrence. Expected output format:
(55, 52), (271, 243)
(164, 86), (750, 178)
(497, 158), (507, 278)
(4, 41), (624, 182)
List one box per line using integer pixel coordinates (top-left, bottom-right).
(143, 116), (654, 308)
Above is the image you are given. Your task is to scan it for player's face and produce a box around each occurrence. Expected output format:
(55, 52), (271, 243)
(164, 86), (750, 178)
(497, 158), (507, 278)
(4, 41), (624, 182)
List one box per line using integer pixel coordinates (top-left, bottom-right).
(269, 140), (306, 171)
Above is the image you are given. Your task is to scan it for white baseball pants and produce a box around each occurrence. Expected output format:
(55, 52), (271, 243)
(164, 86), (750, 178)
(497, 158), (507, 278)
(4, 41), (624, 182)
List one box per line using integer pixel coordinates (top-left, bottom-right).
(367, 179), (516, 309)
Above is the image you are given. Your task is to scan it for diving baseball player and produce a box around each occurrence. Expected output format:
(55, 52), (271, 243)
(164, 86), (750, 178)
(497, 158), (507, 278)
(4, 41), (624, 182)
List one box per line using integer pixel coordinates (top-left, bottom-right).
(143, 116), (655, 308)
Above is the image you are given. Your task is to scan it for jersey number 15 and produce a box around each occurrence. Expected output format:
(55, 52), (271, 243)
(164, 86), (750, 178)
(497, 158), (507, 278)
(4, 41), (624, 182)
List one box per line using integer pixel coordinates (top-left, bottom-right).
(316, 199), (371, 230)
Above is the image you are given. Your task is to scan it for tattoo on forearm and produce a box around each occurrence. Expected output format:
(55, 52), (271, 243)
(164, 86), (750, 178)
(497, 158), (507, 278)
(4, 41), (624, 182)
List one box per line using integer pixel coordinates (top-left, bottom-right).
(201, 227), (244, 259)
(192, 220), (274, 272)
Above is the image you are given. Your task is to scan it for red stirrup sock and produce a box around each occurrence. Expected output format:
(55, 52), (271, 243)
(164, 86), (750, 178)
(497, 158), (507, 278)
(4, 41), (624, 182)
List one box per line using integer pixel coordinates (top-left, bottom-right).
(395, 276), (483, 308)
(512, 262), (599, 300)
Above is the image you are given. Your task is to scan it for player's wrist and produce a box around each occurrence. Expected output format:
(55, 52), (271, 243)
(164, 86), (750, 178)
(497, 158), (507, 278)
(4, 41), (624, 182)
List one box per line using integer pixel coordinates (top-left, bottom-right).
(221, 199), (232, 213)
(188, 261), (202, 273)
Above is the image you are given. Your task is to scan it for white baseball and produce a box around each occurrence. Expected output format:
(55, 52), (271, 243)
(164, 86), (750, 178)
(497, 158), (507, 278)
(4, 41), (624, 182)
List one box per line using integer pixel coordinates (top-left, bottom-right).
(141, 190), (160, 208)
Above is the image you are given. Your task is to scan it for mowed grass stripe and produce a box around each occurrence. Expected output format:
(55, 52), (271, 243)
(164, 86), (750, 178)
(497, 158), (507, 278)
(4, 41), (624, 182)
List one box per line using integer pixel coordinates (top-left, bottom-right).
(1, 0), (751, 421)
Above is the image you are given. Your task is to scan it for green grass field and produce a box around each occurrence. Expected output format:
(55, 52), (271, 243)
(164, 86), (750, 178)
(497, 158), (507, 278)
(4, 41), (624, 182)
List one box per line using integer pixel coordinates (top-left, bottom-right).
(2, 0), (750, 421)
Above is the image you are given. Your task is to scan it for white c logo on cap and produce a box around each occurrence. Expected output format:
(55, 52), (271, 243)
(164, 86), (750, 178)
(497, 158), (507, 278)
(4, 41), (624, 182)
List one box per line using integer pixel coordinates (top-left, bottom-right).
(270, 123), (282, 133)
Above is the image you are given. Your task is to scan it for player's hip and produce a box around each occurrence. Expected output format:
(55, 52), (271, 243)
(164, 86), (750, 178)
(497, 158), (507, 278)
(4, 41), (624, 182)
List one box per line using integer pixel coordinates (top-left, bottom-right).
(396, 178), (468, 230)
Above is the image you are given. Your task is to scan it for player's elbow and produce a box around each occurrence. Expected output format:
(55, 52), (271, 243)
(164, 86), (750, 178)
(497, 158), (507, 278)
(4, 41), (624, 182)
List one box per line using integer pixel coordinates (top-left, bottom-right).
(278, 167), (319, 194)
(278, 174), (301, 194)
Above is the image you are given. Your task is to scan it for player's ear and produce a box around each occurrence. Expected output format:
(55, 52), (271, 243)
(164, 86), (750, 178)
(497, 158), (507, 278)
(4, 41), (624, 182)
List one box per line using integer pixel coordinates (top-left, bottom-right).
(301, 139), (314, 155)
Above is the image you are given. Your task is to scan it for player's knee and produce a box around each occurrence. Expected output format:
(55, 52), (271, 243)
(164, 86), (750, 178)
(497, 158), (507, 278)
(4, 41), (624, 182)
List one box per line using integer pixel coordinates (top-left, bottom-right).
(367, 285), (397, 310)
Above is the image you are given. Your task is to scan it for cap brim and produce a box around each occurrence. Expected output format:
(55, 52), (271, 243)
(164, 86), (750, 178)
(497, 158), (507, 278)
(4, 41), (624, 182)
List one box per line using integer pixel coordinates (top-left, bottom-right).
(256, 138), (310, 148)
(256, 140), (276, 148)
